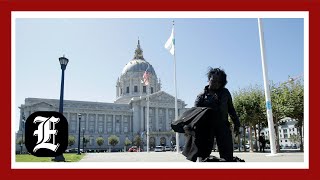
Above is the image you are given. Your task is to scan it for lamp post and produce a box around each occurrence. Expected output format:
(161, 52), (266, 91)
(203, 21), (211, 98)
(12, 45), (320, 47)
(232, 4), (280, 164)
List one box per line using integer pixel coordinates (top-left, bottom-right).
(82, 128), (85, 153)
(20, 115), (26, 154)
(77, 114), (82, 155)
(20, 130), (24, 154)
(58, 55), (69, 113)
(53, 55), (69, 162)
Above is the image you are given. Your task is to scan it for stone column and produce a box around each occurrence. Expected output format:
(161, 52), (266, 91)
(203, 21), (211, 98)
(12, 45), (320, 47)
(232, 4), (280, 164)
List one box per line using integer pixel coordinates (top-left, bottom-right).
(166, 108), (169, 131)
(129, 77), (132, 95)
(141, 106), (144, 131)
(112, 114), (116, 133)
(131, 116), (133, 132)
(85, 113), (88, 131)
(95, 114), (98, 133)
(104, 114), (108, 133)
(155, 107), (159, 131)
(121, 115), (124, 134)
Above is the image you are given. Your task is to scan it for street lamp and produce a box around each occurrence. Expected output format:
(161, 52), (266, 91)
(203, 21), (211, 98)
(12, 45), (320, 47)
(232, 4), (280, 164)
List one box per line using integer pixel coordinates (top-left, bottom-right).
(20, 114), (26, 154)
(58, 55), (69, 113)
(77, 113), (82, 155)
(53, 55), (69, 162)
(82, 128), (85, 153)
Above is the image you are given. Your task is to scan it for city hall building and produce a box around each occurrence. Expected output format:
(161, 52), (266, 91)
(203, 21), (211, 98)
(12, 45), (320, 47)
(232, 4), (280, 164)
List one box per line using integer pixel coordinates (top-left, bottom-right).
(16, 41), (187, 152)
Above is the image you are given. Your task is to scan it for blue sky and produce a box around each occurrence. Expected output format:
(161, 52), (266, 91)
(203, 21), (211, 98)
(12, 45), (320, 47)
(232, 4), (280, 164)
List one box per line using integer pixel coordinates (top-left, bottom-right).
(14, 13), (305, 132)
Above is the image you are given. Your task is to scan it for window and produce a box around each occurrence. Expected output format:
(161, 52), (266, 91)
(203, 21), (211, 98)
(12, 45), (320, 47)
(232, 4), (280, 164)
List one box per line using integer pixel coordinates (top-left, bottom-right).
(143, 86), (146, 93)
(70, 120), (76, 133)
(116, 122), (120, 133)
(115, 116), (121, 133)
(98, 127), (103, 133)
(90, 137), (94, 146)
(151, 87), (154, 93)
(107, 116), (112, 132)
(120, 88), (122, 94)
(159, 118), (163, 131)
(98, 119), (104, 133)
(89, 116), (95, 133)
(134, 86), (138, 92)
(126, 86), (129, 93)
(283, 129), (288, 133)
(123, 117), (129, 133)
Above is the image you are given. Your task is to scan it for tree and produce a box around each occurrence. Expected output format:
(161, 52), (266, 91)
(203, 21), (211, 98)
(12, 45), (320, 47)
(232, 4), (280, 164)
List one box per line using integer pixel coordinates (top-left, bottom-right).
(133, 135), (142, 147)
(270, 83), (288, 152)
(96, 137), (105, 149)
(83, 136), (90, 147)
(68, 135), (76, 147)
(233, 85), (266, 152)
(289, 134), (300, 146)
(108, 135), (119, 149)
(280, 79), (304, 151)
(124, 137), (132, 150)
(16, 137), (24, 145)
(233, 89), (248, 152)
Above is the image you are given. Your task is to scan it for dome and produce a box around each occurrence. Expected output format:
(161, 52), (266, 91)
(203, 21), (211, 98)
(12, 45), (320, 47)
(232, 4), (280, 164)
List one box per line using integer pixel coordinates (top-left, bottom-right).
(121, 40), (156, 76)
(116, 39), (161, 102)
(121, 59), (156, 75)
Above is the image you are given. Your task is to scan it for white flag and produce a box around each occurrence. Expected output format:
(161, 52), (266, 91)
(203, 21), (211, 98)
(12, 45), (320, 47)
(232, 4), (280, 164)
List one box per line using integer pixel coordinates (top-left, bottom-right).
(164, 27), (175, 55)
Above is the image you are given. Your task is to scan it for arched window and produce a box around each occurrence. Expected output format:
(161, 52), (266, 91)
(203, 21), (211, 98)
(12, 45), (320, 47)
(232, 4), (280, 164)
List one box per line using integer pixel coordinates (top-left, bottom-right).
(160, 137), (166, 146)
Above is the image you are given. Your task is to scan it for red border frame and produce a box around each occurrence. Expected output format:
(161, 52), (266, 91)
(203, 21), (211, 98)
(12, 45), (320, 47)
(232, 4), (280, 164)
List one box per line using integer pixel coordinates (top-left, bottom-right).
(1, 0), (319, 179)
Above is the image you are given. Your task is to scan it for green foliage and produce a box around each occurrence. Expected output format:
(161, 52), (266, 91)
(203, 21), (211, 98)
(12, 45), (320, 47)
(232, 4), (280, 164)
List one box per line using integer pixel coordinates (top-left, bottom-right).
(15, 154), (85, 162)
(233, 79), (304, 152)
(68, 135), (76, 147)
(83, 136), (90, 147)
(17, 137), (24, 145)
(281, 80), (304, 124)
(124, 137), (132, 147)
(233, 85), (266, 127)
(289, 134), (300, 145)
(108, 135), (119, 147)
(96, 137), (105, 147)
(133, 135), (142, 147)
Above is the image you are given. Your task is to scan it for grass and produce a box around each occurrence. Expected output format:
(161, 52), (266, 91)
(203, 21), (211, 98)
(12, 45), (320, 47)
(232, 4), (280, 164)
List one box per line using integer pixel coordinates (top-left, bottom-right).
(15, 153), (86, 162)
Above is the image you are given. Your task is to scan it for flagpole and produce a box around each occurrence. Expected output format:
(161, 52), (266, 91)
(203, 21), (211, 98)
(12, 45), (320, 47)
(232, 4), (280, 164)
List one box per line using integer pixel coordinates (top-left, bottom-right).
(146, 82), (150, 153)
(174, 52), (180, 153)
(172, 21), (180, 153)
(258, 18), (277, 156)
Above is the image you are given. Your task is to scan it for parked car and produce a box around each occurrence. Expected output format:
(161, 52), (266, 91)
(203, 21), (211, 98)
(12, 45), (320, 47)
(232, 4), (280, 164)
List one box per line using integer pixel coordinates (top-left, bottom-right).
(154, 146), (165, 152)
(128, 146), (138, 152)
(65, 148), (83, 153)
(164, 146), (172, 151)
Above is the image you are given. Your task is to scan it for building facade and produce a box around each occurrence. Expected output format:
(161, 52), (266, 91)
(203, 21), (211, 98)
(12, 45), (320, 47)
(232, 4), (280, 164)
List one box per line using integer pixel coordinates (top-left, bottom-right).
(16, 40), (187, 152)
(262, 117), (302, 149)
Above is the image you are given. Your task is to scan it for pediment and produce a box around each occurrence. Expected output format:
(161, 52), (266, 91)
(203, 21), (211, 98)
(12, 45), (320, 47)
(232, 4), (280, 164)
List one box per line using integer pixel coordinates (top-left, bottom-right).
(31, 102), (56, 109)
(148, 91), (175, 102)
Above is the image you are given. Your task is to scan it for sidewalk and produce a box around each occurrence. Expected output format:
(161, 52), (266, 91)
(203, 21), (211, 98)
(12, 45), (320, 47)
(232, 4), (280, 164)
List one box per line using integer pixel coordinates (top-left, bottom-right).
(79, 151), (304, 162)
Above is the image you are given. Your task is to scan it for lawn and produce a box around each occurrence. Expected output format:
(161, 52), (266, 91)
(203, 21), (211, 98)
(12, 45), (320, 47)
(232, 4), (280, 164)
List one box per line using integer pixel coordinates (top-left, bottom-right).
(15, 153), (86, 162)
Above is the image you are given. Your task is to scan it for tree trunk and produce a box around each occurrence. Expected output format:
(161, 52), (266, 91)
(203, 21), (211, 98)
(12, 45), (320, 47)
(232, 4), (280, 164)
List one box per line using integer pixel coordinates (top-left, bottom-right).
(243, 125), (246, 152)
(238, 130), (241, 152)
(253, 125), (258, 152)
(274, 123), (280, 153)
(299, 126), (304, 152)
(249, 126), (253, 152)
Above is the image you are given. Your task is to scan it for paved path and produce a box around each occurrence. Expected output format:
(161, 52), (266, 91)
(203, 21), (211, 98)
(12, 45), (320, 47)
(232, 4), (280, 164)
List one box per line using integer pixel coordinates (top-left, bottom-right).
(80, 151), (304, 162)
